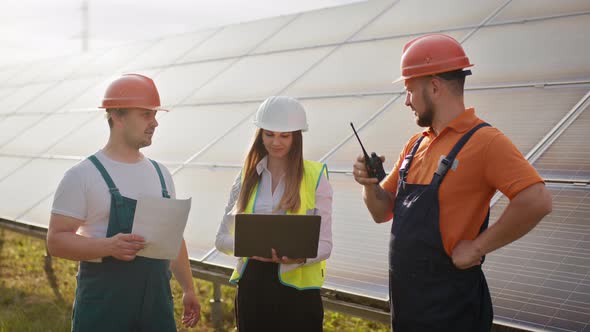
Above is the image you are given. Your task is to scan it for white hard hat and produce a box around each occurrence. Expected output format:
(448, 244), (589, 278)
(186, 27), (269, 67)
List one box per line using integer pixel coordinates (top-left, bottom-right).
(253, 96), (308, 132)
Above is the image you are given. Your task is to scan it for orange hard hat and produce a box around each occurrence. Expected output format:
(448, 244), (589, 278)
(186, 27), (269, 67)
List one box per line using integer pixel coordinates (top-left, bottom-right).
(394, 33), (473, 82)
(99, 73), (168, 111)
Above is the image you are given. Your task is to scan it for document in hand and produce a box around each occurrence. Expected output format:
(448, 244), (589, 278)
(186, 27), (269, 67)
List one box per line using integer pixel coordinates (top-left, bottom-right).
(132, 196), (192, 260)
(234, 214), (321, 259)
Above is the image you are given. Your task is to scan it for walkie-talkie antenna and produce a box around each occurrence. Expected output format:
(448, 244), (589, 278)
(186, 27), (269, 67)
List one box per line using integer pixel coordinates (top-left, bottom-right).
(350, 122), (370, 160)
(350, 122), (386, 182)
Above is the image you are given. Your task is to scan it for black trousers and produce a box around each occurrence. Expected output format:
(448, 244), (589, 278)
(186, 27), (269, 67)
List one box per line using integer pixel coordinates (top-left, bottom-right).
(236, 260), (324, 332)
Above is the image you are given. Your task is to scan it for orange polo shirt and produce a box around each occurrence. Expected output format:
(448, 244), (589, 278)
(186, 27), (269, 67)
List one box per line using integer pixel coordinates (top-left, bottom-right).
(381, 108), (543, 256)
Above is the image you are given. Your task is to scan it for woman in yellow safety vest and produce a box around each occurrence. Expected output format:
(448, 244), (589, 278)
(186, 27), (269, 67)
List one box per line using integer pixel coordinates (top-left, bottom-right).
(215, 96), (333, 332)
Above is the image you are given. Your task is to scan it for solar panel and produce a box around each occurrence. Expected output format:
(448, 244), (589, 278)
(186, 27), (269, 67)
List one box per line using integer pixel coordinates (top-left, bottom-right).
(121, 30), (216, 71)
(323, 172), (390, 300)
(465, 86), (589, 156)
(283, 36), (418, 97)
(0, 114), (44, 147)
(6, 58), (62, 85)
(143, 103), (253, 163)
(0, 112), (97, 156)
(464, 15), (590, 85)
(485, 184), (590, 331)
(154, 60), (234, 107)
(187, 102), (258, 164)
(490, 0), (590, 23)
(255, 0), (392, 53)
(0, 158), (76, 220)
(325, 96), (415, 171)
(172, 166), (239, 260)
(302, 96), (395, 162)
(0, 87), (18, 101)
(178, 17), (291, 63)
(0, 65), (27, 85)
(43, 114), (110, 157)
(36, 52), (104, 83)
(1, 83), (54, 114)
(185, 47), (333, 104)
(61, 76), (114, 112)
(0, 156), (30, 180)
(18, 193), (53, 228)
(352, 0), (505, 40)
(16, 78), (100, 114)
(534, 105), (590, 182)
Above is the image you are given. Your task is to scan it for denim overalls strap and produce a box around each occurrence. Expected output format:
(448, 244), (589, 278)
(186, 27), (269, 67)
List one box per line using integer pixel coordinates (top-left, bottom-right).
(149, 159), (170, 199)
(73, 155), (176, 332)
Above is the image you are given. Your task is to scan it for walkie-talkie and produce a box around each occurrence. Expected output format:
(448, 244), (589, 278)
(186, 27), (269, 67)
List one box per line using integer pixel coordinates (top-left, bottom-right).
(350, 122), (386, 182)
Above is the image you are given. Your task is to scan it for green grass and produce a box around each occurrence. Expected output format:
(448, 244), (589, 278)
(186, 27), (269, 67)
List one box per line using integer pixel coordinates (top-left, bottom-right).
(0, 228), (388, 331)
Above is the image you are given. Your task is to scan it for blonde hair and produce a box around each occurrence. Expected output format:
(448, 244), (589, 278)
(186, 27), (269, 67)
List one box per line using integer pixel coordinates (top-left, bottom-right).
(236, 129), (304, 213)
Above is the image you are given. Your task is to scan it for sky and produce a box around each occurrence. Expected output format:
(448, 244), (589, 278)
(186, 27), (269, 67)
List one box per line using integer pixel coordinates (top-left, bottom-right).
(0, 0), (363, 65)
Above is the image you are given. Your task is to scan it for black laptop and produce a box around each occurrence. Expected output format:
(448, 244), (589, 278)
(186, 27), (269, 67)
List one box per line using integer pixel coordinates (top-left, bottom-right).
(234, 214), (321, 259)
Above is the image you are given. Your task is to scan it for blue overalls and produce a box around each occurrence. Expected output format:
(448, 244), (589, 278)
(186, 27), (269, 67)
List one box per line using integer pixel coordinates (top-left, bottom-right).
(72, 155), (176, 332)
(389, 123), (493, 332)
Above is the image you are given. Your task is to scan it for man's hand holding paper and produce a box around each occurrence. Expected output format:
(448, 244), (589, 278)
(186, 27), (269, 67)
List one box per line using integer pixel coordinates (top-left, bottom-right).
(132, 196), (191, 259)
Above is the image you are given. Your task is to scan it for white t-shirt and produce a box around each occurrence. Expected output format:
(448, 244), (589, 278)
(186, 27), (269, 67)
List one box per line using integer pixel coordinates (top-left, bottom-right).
(51, 150), (176, 238)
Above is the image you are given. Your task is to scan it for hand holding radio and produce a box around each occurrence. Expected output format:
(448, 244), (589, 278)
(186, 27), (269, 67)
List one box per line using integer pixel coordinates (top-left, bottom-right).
(350, 123), (386, 183)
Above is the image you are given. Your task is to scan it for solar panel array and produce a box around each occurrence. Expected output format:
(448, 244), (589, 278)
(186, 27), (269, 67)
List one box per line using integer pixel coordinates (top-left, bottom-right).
(487, 185), (590, 331)
(0, 0), (589, 330)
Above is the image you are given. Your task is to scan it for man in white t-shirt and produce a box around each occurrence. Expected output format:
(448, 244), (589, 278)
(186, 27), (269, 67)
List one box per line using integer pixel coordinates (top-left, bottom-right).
(47, 74), (200, 331)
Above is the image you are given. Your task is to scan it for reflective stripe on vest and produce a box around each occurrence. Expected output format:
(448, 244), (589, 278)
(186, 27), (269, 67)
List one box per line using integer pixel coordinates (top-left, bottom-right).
(229, 160), (327, 290)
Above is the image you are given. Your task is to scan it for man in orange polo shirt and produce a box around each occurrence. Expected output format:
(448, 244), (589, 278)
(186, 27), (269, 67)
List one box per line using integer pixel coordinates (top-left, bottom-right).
(353, 34), (552, 332)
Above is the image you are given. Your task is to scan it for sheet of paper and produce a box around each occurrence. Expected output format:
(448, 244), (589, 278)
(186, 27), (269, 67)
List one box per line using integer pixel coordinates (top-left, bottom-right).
(132, 196), (192, 260)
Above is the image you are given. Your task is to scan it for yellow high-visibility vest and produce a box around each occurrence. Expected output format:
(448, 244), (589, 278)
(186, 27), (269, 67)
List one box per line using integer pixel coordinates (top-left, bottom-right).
(229, 160), (328, 290)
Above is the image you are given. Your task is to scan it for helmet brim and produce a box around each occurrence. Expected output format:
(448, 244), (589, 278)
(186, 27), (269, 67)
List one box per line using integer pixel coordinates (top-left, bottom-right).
(254, 122), (308, 132)
(392, 64), (474, 84)
(98, 106), (170, 112)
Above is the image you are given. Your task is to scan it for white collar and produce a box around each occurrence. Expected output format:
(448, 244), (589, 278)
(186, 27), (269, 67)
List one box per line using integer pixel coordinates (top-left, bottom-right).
(255, 156), (269, 175)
